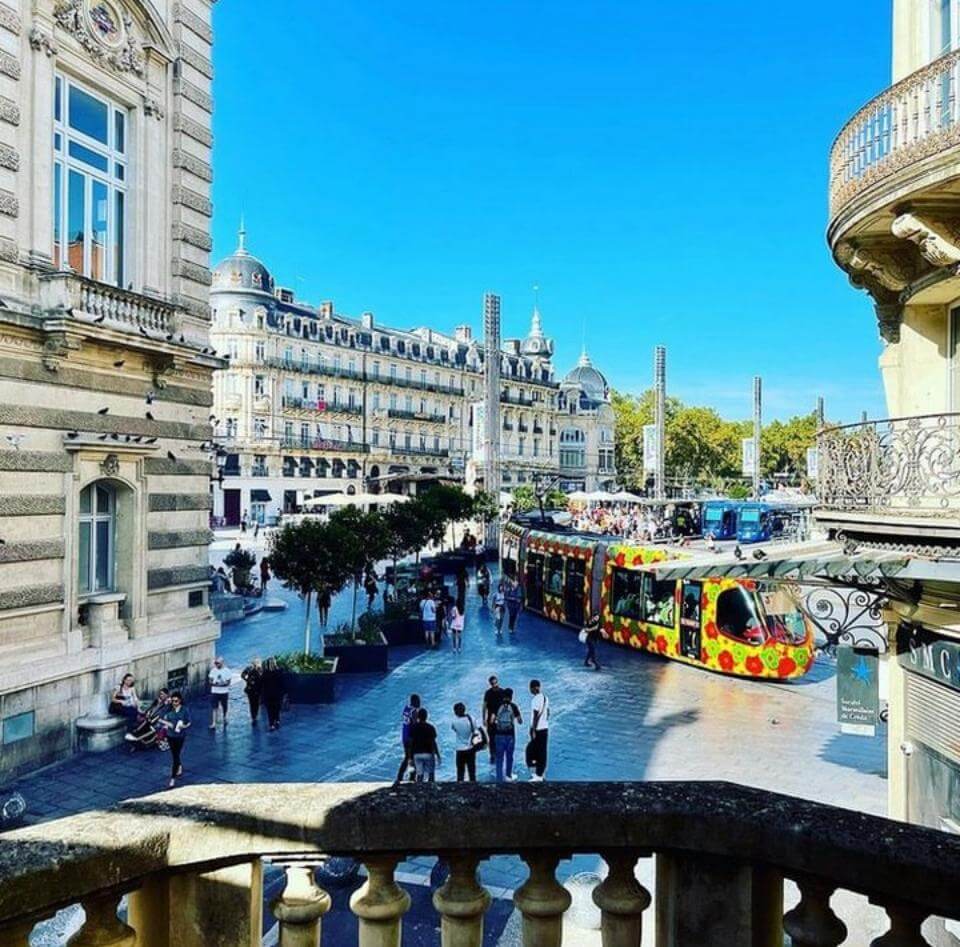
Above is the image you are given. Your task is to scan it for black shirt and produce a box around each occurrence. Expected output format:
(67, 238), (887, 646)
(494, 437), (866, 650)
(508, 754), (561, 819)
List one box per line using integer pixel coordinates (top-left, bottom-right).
(409, 721), (438, 756)
(483, 686), (503, 721)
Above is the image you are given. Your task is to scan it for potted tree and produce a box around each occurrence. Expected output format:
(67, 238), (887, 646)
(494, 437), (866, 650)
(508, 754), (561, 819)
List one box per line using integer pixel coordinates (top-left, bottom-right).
(222, 546), (257, 594)
(320, 507), (391, 673)
(381, 500), (431, 646)
(268, 520), (346, 702)
(418, 485), (475, 574)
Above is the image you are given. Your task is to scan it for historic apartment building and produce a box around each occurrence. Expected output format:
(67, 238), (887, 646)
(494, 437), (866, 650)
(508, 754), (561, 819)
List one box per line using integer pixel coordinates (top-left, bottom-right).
(822, 4), (960, 940)
(0, 0), (219, 776)
(209, 236), (616, 525)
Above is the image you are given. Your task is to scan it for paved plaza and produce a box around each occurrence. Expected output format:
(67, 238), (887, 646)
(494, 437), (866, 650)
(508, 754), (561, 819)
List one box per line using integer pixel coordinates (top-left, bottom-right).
(12, 534), (889, 943)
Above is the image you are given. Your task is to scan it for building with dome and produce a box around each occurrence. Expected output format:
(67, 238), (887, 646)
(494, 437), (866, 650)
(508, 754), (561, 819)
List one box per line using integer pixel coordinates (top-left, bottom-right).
(209, 239), (616, 523)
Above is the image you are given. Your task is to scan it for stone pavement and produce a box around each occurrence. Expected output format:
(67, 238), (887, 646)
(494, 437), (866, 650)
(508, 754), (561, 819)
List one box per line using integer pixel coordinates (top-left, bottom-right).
(12, 534), (889, 943)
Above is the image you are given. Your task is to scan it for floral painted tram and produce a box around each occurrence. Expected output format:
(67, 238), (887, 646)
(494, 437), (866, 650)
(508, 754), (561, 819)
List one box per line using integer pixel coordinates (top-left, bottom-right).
(501, 522), (815, 681)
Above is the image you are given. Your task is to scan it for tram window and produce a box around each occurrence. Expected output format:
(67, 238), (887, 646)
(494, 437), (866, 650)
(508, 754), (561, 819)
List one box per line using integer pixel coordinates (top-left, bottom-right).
(643, 577), (676, 628)
(547, 555), (564, 595)
(611, 568), (644, 620)
(681, 581), (701, 623)
(716, 586), (766, 645)
(502, 555), (517, 579)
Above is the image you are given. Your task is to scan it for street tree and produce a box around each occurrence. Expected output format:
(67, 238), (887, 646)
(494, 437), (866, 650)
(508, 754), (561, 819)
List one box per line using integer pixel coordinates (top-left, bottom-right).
(328, 506), (391, 637)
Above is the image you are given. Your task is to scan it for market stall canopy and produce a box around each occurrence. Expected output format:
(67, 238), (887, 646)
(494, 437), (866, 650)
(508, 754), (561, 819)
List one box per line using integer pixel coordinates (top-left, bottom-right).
(302, 492), (410, 509)
(610, 490), (643, 503)
(584, 490), (615, 503)
(567, 491), (590, 502)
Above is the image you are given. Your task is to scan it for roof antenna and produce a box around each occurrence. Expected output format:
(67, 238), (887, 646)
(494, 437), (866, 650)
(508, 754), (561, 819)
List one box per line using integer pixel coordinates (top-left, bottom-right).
(237, 214), (247, 254)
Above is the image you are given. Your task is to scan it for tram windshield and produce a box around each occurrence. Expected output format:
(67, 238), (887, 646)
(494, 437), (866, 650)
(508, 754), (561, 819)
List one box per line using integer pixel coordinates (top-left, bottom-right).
(759, 585), (808, 645)
(739, 509), (761, 524)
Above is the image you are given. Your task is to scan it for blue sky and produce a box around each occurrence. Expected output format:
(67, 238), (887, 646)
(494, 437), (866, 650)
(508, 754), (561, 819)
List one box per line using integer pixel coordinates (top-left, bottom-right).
(211, 2), (891, 423)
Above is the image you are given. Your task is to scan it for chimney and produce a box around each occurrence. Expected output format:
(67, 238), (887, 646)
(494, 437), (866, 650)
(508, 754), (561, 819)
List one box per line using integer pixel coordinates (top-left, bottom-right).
(318, 301), (333, 319)
(455, 325), (472, 343)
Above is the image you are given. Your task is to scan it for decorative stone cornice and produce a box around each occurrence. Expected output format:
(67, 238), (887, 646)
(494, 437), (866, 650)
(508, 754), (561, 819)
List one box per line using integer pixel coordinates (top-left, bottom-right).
(53, 0), (145, 76)
(0, 4), (21, 36)
(172, 149), (212, 182)
(172, 184), (213, 217)
(173, 111), (212, 148)
(147, 565), (210, 590)
(0, 144), (18, 172)
(0, 95), (20, 126)
(0, 404), (208, 442)
(891, 210), (960, 267)
(0, 237), (17, 263)
(148, 493), (212, 512)
(171, 293), (211, 320)
(0, 583), (64, 611)
(143, 96), (165, 120)
(174, 76), (212, 113)
(0, 495), (65, 516)
(0, 188), (18, 218)
(177, 43), (212, 79)
(144, 457), (211, 476)
(835, 240), (914, 291)
(173, 3), (212, 44)
(28, 27), (58, 57)
(0, 51), (19, 80)
(0, 450), (73, 472)
(0, 540), (65, 564)
(848, 272), (903, 344)
(172, 258), (212, 285)
(148, 528), (214, 550)
(172, 222), (212, 252)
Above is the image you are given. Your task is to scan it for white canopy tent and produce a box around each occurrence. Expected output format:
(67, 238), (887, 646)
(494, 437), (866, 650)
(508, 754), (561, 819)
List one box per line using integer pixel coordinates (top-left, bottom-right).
(583, 490), (616, 503)
(302, 492), (410, 510)
(610, 490), (644, 503)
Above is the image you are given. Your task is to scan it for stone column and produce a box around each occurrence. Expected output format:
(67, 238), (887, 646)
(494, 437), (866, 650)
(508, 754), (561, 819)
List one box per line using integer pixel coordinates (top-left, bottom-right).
(349, 854), (411, 947)
(782, 877), (847, 947)
(513, 852), (572, 947)
(166, 861), (264, 947)
(68, 895), (136, 946)
(869, 900), (930, 947)
(0, 920), (38, 946)
(593, 852), (651, 946)
(432, 854), (491, 947)
(271, 864), (332, 947)
(127, 874), (170, 947)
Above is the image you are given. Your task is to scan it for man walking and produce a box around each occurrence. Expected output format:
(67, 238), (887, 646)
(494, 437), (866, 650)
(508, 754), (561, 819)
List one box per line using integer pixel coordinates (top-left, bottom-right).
(583, 616), (602, 670)
(482, 675), (503, 765)
(528, 679), (550, 781)
(395, 694), (421, 783)
(420, 591), (437, 649)
(207, 656), (233, 730)
(410, 707), (441, 782)
(505, 577), (523, 633)
(493, 688), (522, 782)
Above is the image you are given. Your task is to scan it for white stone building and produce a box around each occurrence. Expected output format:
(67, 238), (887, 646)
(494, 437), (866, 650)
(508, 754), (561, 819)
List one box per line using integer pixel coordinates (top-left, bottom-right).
(0, 0), (219, 776)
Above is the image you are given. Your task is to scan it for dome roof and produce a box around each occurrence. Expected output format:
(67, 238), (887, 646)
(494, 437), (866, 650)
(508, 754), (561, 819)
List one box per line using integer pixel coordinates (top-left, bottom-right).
(211, 222), (274, 294)
(562, 349), (609, 402)
(520, 305), (554, 358)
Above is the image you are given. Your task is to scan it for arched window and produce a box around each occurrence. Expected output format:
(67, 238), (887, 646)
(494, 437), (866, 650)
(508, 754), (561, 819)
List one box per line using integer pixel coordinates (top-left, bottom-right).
(79, 481), (116, 594)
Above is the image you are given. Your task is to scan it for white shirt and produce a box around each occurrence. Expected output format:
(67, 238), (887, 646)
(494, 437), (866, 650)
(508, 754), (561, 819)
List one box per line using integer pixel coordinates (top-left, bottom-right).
(531, 692), (549, 731)
(450, 607), (464, 631)
(208, 665), (232, 694)
(493, 591), (505, 609)
(420, 598), (437, 622)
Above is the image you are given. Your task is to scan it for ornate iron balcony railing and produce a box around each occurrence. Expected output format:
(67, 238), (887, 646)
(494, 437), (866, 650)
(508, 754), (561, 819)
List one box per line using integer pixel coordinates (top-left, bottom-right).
(817, 412), (960, 513)
(1, 782), (959, 946)
(830, 47), (960, 216)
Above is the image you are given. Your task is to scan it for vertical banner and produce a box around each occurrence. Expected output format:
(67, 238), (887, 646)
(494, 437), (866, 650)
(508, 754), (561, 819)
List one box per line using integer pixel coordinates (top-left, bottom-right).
(741, 437), (756, 477)
(643, 424), (658, 472)
(836, 646), (879, 736)
(806, 447), (819, 479)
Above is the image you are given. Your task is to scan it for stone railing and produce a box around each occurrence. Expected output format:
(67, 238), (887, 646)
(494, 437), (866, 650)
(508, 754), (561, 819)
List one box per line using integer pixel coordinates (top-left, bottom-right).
(281, 437), (369, 455)
(39, 272), (176, 336)
(1, 782), (959, 946)
(829, 47), (960, 217)
(817, 412), (960, 514)
(390, 444), (450, 458)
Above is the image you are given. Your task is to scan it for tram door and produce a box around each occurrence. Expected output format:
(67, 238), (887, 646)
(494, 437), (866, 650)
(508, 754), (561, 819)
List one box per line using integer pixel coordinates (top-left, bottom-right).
(564, 557), (586, 627)
(525, 553), (545, 612)
(679, 580), (702, 660)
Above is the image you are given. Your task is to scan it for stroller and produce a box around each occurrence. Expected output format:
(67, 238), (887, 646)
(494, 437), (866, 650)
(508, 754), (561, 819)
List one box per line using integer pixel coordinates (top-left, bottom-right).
(125, 695), (170, 753)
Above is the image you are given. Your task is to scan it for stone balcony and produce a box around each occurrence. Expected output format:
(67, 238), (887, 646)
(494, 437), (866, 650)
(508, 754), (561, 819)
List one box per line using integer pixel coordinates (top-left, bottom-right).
(815, 412), (960, 555)
(2, 781), (959, 945)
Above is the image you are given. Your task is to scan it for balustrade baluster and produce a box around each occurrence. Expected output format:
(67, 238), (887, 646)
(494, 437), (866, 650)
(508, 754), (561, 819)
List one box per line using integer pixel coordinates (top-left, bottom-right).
(869, 900), (931, 947)
(432, 854), (491, 947)
(349, 854), (411, 947)
(271, 864), (331, 947)
(67, 894), (136, 946)
(593, 852), (651, 947)
(0, 920), (37, 945)
(513, 852), (571, 947)
(782, 877), (846, 947)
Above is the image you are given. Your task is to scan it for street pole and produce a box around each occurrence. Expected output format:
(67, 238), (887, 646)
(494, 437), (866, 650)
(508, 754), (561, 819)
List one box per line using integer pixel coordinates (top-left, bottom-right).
(483, 292), (501, 550)
(816, 396), (825, 428)
(654, 345), (666, 501)
(753, 375), (762, 498)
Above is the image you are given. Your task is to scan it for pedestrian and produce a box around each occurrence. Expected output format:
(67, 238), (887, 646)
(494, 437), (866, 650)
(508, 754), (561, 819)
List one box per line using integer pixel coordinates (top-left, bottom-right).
(364, 569), (378, 609)
(109, 673), (141, 731)
(528, 679), (550, 782)
(482, 675), (503, 765)
(449, 600), (465, 653)
(254, 520), (261, 540)
(493, 688), (522, 782)
(505, 577), (523, 633)
(161, 691), (191, 788)
(240, 511), (248, 534)
(241, 657), (263, 724)
(435, 592), (448, 640)
(317, 584), (332, 627)
(476, 563), (491, 607)
(420, 591), (437, 648)
(207, 656), (232, 730)
(395, 694), (421, 783)
(492, 584), (506, 635)
(259, 556), (271, 595)
(384, 577), (397, 605)
(456, 568), (467, 614)
(261, 657), (285, 730)
(410, 707), (441, 782)
(581, 616), (602, 670)
(451, 702), (483, 781)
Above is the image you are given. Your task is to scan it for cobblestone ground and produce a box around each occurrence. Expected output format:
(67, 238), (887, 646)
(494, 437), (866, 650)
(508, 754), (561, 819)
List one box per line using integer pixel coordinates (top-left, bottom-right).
(14, 533), (889, 944)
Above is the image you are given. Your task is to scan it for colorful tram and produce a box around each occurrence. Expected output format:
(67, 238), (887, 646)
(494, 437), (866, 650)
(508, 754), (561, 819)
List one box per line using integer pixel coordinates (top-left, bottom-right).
(501, 522), (815, 681)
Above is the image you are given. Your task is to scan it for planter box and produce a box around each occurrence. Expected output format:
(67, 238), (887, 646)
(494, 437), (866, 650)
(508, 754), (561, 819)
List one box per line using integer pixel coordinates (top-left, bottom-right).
(282, 659), (339, 704)
(322, 632), (389, 673)
(383, 616), (424, 647)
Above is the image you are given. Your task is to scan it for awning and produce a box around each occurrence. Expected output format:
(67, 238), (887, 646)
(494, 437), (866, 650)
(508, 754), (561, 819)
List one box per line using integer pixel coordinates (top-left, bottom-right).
(250, 489), (271, 502)
(644, 541), (910, 583)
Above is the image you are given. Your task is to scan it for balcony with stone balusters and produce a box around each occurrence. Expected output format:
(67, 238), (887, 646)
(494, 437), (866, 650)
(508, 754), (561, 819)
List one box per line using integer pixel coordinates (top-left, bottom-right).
(1, 781), (959, 946)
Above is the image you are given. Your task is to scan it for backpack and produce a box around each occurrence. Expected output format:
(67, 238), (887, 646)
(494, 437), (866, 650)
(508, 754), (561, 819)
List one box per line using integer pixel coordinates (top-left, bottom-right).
(495, 702), (515, 735)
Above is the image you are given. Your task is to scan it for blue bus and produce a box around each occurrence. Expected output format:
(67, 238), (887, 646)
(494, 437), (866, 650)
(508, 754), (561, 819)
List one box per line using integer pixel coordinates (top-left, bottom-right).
(701, 500), (741, 541)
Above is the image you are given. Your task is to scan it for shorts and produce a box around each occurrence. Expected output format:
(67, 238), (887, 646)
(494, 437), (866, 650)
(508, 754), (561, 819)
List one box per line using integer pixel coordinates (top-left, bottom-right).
(423, 620), (437, 634)
(210, 692), (228, 711)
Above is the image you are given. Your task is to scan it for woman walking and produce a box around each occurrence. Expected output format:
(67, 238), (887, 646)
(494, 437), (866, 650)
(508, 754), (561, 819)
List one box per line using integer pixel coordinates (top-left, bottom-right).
(582, 616), (602, 670)
(449, 601), (465, 653)
(476, 563), (491, 608)
(261, 657), (286, 731)
(241, 657), (263, 724)
(161, 691), (191, 788)
(317, 585), (332, 628)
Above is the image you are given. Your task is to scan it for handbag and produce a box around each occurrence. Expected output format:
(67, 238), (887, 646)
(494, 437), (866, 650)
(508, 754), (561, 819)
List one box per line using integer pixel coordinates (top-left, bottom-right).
(578, 629), (588, 644)
(467, 715), (487, 750)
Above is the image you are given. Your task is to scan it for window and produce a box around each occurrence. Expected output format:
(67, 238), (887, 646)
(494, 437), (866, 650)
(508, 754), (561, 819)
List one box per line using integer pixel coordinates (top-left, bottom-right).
(372, 360), (381, 378)
(254, 375), (265, 396)
(373, 393), (380, 410)
(611, 568), (644, 620)
(546, 555), (564, 595)
(643, 577), (676, 628)
(253, 417), (267, 438)
(78, 481), (115, 594)
(225, 418), (238, 438)
(716, 586), (766, 645)
(283, 421), (293, 442)
(255, 341), (265, 361)
(2, 711), (35, 745)
(53, 76), (127, 285)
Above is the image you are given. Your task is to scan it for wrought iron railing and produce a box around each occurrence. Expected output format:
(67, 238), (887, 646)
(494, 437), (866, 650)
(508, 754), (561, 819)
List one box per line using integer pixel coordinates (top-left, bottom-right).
(817, 412), (960, 513)
(830, 47), (960, 216)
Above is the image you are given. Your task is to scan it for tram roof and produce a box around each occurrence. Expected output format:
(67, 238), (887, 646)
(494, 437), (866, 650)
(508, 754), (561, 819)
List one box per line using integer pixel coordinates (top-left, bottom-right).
(643, 541), (911, 582)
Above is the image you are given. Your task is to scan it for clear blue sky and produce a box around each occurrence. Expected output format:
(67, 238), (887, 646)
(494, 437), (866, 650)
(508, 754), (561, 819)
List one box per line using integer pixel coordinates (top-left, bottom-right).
(211, 2), (891, 424)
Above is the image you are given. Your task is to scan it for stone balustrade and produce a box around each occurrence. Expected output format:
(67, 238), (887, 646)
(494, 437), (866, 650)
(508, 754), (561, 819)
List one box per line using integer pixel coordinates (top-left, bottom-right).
(1, 782), (959, 946)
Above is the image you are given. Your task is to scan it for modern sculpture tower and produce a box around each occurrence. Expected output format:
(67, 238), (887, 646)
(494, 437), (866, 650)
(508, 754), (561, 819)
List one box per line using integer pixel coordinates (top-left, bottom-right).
(483, 292), (502, 549)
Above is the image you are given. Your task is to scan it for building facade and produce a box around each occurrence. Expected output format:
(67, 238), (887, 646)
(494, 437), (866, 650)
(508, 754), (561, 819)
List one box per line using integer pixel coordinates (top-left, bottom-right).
(0, 0), (219, 777)
(823, 4), (960, 942)
(209, 238), (615, 524)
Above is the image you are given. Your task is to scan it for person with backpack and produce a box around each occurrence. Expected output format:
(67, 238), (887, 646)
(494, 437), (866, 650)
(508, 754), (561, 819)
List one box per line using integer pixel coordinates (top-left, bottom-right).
(493, 688), (523, 782)
(482, 675), (503, 765)
(451, 702), (484, 781)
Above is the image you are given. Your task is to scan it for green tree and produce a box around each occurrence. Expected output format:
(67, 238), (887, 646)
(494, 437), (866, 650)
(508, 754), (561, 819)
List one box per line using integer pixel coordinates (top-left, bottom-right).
(761, 412), (818, 479)
(381, 501), (427, 573)
(511, 484), (537, 513)
(327, 506), (391, 637)
(418, 484), (475, 549)
(611, 389), (681, 489)
(269, 520), (350, 656)
(666, 406), (745, 482)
